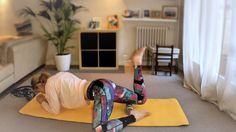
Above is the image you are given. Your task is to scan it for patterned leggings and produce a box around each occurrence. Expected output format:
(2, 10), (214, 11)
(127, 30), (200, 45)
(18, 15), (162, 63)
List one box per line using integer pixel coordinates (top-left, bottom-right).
(87, 66), (147, 131)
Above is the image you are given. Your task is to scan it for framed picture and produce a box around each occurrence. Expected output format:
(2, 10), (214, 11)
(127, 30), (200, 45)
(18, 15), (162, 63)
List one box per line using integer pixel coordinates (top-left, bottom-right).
(107, 15), (119, 29)
(122, 10), (133, 18)
(88, 17), (102, 29)
(162, 6), (178, 19)
(88, 21), (98, 29)
(150, 10), (161, 18)
(143, 10), (150, 17)
(132, 10), (140, 18)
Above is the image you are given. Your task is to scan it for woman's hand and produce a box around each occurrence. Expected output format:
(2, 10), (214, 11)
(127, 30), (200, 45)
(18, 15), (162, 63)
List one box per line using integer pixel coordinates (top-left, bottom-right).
(36, 94), (47, 104)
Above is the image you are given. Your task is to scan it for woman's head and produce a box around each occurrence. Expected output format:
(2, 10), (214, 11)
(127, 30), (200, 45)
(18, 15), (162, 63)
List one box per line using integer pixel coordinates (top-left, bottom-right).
(31, 72), (51, 93)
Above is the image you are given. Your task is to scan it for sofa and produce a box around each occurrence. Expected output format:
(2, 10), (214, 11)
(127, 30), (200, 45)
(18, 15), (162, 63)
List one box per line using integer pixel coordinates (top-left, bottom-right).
(0, 35), (47, 93)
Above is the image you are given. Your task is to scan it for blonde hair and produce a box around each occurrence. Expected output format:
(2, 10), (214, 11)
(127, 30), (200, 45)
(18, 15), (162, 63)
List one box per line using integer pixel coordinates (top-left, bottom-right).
(31, 72), (51, 89)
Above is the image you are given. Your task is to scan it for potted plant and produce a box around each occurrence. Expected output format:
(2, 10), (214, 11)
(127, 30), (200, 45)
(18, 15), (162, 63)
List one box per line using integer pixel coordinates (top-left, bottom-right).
(20, 0), (83, 71)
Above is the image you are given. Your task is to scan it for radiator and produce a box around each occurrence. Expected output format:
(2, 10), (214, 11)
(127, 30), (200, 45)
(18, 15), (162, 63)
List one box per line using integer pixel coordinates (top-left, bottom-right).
(136, 26), (169, 48)
(136, 26), (171, 65)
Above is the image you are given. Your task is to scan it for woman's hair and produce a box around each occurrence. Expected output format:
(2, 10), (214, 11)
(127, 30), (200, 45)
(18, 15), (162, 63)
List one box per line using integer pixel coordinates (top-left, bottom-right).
(31, 72), (51, 89)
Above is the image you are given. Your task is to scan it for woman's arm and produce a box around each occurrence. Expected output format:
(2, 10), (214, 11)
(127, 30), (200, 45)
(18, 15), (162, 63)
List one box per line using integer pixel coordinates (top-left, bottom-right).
(37, 91), (61, 114)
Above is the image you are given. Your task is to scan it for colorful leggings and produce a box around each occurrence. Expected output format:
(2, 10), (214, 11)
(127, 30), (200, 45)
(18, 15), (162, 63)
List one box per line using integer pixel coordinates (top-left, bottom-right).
(87, 66), (147, 132)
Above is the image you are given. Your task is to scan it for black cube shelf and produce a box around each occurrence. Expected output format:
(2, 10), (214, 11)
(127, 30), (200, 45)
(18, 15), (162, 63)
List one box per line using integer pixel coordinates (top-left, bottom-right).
(79, 30), (118, 69)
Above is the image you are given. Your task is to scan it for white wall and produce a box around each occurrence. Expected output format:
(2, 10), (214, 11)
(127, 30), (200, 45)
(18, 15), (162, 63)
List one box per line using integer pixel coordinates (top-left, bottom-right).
(0, 0), (17, 35)
(0, 0), (182, 65)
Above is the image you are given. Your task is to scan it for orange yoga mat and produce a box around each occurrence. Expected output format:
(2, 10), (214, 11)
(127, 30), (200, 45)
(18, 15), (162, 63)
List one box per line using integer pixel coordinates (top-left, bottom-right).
(19, 97), (189, 126)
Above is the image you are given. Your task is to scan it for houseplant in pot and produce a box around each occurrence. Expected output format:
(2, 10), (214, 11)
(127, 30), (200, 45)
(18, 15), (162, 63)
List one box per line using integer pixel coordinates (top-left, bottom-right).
(20, 0), (83, 71)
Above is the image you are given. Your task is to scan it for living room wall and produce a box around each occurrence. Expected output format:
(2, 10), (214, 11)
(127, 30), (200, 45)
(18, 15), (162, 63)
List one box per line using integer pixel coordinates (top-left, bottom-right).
(0, 0), (182, 66)
(0, 0), (17, 35)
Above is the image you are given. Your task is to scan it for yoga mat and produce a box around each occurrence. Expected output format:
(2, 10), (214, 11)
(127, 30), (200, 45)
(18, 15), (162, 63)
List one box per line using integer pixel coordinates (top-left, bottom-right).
(19, 97), (189, 126)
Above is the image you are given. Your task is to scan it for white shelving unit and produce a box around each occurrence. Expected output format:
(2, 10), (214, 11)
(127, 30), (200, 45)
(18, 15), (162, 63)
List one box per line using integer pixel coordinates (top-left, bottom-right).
(122, 17), (177, 23)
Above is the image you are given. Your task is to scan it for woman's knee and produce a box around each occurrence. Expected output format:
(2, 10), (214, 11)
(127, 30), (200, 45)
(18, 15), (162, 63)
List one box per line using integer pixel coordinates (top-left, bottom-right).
(137, 93), (147, 104)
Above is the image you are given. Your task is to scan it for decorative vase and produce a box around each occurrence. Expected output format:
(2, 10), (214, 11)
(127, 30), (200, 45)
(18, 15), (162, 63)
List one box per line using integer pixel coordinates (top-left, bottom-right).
(55, 53), (71, 71)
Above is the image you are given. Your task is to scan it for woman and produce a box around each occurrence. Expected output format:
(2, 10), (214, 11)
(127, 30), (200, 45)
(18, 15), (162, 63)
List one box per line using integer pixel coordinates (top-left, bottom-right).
(34, 47), (150, 132)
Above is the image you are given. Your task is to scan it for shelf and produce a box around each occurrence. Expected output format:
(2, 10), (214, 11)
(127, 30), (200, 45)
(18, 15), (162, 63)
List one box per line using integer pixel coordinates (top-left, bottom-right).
(80, 28), (119, 32)
(79, 32), (118, 69)
(122, 17), (177, 23)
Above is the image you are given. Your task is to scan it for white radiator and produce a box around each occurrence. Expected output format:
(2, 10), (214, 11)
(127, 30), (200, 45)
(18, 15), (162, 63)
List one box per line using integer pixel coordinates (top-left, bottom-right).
(136, 26), (172, 65)
(136, 26), (169, 48)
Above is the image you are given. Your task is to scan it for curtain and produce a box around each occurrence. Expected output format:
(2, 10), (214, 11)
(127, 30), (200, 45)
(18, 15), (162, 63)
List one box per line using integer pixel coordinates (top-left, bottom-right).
(217, 0), (236, 119)
(183, 0), (236, 119)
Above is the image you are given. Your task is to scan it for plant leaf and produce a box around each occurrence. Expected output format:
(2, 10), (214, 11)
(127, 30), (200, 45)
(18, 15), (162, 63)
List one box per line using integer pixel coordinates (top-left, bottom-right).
(38, 10), (51, 20)
(54, 30), (64, 38)
(64, 46), (75, 51)
(54, 0), (63, 10)
(70, 4), (84, 13)
(19, 7), (36, 17)
(54, 13), (62, 23)
(40, 0), (53, 11)
(63, 6), (72, 20)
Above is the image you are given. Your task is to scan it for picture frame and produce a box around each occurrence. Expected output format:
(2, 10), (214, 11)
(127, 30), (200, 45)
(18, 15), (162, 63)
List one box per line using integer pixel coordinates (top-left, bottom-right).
(88, 17), (102, 29)
(162, 6), (178, 19)
(143, 10), (150, 18)
(122, 10), (133, 18)
(123, 10), (142, 18)
(132, 10), (140, 18)
(150, 10), (162, 18)
(107, 14), (119, 29)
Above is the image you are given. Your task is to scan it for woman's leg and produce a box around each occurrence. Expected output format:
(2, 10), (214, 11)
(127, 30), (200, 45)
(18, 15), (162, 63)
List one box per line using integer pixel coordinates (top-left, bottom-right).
(133, 65), (147, 104)
(107, 66), (147, 116)
(132, 47), (147, 104)
(88, 79), (138, 132)
(113, 66), (147, 105)
(87, 48), (149, 131)
(126, 47), (148, 112)
(124, 65), (148, 114)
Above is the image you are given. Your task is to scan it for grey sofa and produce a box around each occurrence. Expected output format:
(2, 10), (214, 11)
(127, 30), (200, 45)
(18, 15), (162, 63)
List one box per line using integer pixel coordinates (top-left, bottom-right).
(0, 35), (47, 93)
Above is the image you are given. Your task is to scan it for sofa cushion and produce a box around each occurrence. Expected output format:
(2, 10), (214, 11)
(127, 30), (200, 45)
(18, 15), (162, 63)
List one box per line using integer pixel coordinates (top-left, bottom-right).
(0, 63), (14, 82)
(0, 36), (20, 64)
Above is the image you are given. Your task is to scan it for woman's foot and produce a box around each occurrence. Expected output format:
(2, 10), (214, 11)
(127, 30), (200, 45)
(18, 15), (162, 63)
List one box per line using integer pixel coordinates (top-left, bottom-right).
(95, 125), (102, 132)
(130, 110), (151, 121)
(131, 47), (147, 68)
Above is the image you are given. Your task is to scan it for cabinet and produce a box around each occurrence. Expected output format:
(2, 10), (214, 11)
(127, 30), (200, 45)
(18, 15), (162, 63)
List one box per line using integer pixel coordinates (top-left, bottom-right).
(79, 30), (118, 70)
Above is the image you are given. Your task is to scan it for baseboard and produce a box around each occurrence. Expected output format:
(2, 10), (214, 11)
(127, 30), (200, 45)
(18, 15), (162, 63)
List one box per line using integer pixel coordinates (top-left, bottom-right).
(45, 65), (79, 70)
(45, 65), (124, 70)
